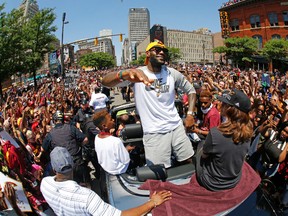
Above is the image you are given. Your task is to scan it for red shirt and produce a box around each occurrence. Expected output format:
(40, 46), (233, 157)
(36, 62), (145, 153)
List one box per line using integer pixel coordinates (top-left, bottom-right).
(201, 106), (221, 131)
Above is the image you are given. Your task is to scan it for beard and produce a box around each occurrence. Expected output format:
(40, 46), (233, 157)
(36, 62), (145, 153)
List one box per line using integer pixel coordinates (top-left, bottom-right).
(150, 55), (165, 66)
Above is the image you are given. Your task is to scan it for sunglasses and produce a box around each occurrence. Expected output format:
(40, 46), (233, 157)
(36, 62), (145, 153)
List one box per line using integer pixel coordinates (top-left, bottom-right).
(150, 47), (168, 54)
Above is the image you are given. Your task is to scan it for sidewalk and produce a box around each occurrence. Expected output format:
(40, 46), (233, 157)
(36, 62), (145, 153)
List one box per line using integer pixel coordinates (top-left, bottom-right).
(110, 88), (134, 107)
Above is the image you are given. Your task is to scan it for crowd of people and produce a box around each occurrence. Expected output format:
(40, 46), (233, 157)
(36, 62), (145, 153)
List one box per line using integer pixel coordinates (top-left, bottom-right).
(0, 39), (288, 214)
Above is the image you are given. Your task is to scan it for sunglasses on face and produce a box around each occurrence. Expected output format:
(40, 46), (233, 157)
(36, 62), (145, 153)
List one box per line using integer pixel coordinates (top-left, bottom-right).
(150, 47), (168, 54)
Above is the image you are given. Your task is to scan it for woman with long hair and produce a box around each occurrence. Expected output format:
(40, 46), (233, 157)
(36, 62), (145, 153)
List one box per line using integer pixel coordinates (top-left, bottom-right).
(196, 88), (253, 191)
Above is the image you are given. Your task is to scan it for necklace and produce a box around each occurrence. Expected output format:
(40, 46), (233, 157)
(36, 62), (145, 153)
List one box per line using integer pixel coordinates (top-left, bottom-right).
(155, 71), (163, 97)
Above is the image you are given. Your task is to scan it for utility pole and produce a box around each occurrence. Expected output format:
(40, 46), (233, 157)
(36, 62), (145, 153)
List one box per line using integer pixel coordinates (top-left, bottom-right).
(61, 12), (69, 79)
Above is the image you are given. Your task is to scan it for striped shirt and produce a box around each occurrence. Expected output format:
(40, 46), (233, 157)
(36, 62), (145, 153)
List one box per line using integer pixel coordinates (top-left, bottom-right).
(40, 176), (121, 216)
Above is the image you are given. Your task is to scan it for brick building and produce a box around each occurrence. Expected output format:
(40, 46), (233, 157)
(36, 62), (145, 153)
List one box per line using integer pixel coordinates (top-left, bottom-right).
(219, 0), (288, 47)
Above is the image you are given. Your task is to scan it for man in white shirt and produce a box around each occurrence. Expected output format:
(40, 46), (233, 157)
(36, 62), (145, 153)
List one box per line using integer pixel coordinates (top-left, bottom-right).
(101, 40), (196, 168)
(40, 146), (172, 216)
(89, 87), (109, 111)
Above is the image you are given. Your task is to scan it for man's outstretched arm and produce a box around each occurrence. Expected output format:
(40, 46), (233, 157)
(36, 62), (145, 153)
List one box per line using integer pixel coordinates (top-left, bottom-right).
(101, 69), (154, 87)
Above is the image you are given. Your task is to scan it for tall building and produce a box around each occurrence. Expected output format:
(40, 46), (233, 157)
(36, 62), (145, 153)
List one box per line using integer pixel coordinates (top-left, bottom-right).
(19, 0), (39, 19)
(128, 8), (150, 61)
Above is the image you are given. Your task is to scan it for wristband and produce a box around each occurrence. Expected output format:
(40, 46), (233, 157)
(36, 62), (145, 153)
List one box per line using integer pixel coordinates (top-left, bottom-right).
(119, 70), (125, 80)
(116, 71), (123, 82)
(187, 111), (195, 116)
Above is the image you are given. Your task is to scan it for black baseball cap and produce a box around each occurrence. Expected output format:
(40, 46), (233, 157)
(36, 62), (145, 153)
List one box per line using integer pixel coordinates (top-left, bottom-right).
(218, 88), (251, 113)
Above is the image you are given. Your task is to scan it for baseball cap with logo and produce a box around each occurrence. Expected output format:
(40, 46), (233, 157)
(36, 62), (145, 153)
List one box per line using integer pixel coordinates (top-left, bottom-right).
(217, 88), (251, 113)
(144, 40), (168, 65)
(50, 147), (73, 174)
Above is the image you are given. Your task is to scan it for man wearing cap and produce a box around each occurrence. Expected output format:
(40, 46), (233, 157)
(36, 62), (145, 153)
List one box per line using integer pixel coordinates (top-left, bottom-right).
(40, 146), (172, 216)
(102, 40), (196, 168)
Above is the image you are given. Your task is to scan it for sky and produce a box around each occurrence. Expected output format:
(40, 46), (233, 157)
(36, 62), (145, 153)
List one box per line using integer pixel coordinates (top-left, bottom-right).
(1, 0), (226, 65)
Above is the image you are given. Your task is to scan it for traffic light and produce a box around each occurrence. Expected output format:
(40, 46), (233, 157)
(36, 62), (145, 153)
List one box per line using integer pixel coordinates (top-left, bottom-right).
(94, 38), (98, 46)
(119, 34), (123, 42)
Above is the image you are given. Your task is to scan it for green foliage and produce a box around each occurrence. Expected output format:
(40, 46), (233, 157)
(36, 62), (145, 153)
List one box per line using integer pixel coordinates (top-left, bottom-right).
(213, 46), (227, 54)
(79, 52), (115, 69)
(261, 38), (288, 60)
(0, 5), (25, 83)
(167, 47), (181, 63)
(130, 54), (146, 66)
(137, 54), (146, 65)
(213, 37), (258, 68)
(0, 5), (57, 91)
(129, 60), (139, 66)
(21, 8), (57, 87)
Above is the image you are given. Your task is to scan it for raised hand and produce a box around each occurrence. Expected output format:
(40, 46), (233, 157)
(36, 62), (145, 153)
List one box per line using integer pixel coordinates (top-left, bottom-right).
(122, 69), (154, 86)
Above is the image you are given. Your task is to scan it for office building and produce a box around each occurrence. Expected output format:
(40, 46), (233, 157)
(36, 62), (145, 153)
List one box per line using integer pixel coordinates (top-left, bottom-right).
(219, 0), (288, 45)
(78, 38), (116, 60)
(19, 0), (39, 19)
(128, 8), (150, 61)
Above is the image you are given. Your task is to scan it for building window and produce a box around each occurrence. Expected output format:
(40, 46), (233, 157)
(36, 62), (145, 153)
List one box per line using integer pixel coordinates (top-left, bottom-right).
(272, 34), (281, 39)
(230, 19), (239, 31)
(286, 35), (288, 40)
(268, 12), (278, 26)
(283, 11), (288, 25)
(250, 15), (261, 28)
(252, 35), (263, 49)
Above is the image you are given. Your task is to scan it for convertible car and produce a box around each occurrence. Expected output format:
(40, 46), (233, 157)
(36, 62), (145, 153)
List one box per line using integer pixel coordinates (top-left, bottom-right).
(99, 102), (285, 216)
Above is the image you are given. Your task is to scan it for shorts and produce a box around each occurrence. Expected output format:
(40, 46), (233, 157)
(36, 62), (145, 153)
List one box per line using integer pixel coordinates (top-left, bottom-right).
(143, 123), (194, 168)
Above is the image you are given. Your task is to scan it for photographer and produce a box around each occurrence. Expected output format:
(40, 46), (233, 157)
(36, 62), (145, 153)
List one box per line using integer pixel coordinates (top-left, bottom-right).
(254, 118), (288, 178)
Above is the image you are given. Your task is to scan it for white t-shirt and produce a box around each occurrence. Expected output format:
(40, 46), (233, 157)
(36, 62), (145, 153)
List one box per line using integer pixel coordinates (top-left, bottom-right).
(133, 65), (195, 134)
(89, 92), (109, 110)
(94, 135), (130, 175)
(40, 176), (121, 216)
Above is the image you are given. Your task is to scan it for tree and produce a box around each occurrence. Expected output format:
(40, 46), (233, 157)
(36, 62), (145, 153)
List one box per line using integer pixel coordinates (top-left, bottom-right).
(79, 52), (115, 70)
(137, 54), (146, 65)
(21, 8), (57, 89)
(167, 47), (181, 63)
(0, 4), (25, 99)
(261, 38), (288, 72)
(213, 37), (258, 69)
(130, 54), (146, 66)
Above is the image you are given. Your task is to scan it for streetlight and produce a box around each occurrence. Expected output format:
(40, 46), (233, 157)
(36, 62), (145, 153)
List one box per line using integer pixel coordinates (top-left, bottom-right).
(61, 12), (69, 79)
